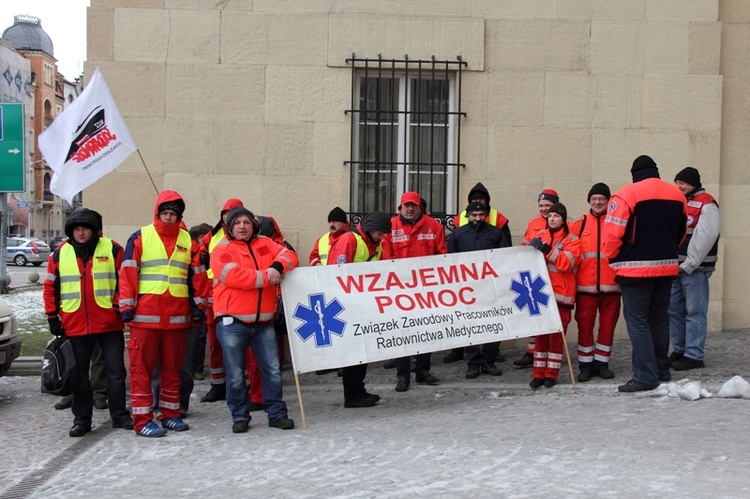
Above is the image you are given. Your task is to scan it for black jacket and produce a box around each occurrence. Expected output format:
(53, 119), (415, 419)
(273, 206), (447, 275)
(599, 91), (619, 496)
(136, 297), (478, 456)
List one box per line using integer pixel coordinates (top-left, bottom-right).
(447, 221), (509, 254)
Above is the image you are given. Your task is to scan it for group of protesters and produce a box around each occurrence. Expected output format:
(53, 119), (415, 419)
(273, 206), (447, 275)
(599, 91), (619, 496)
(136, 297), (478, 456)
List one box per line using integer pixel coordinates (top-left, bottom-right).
(43, 153), (719, 438)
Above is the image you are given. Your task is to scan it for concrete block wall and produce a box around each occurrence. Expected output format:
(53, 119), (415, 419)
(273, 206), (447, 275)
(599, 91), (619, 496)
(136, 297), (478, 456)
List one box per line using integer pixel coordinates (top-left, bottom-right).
(85, 0), (749, 333)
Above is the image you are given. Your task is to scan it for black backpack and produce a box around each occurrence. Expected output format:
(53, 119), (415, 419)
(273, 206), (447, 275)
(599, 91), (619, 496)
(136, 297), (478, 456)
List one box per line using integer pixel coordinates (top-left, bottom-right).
(42, 336), (77, 396)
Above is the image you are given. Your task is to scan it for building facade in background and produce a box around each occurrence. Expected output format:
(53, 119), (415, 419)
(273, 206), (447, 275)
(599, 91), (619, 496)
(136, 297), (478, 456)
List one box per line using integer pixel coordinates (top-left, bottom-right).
(1, 15), (71, 243)
(83, 1), (750, 334)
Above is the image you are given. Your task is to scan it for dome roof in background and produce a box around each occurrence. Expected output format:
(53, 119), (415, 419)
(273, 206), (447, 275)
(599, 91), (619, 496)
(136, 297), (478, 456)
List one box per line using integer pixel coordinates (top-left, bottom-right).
(2, 15), (54, 57)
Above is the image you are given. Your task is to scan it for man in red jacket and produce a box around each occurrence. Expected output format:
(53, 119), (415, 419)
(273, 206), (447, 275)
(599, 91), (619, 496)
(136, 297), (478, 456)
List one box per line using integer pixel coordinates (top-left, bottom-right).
(381, 191), (447, 392)
(44, 208), (133, 437)
(570, 183), (621, 382)
(120, 190), (209, 437)
(211, 207), (298, 433)
(602, 156), (687, 393)
(309, 207), (350, 266)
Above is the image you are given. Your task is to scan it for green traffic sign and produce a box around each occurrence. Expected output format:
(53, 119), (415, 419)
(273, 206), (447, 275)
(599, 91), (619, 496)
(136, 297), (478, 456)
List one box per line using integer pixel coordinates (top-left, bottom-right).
(0, 103), (25, 192)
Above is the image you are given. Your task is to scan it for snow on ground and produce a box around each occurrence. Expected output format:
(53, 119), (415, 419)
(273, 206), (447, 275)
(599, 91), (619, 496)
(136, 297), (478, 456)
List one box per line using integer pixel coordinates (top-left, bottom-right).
(2, 288), (46, 336)
(2, 329), (750, 497)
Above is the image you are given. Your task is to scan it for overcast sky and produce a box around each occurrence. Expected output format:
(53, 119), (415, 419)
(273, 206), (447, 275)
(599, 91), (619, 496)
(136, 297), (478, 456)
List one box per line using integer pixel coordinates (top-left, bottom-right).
(0, 0), (89, 79)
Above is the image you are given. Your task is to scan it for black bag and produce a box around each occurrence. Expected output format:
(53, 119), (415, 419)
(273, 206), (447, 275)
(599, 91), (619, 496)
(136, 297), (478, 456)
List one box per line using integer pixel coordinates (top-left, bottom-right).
(42, 336), (77, 396)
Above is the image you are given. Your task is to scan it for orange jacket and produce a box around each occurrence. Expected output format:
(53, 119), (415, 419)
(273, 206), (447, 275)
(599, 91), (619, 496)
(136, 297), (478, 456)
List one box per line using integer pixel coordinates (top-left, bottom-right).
(602, 177), (687, 280)
(522, 215), (548, 245)
(211, 233), (298, 324)
(570, 213), (620, 295)
(120, 190), (209, 329)
(534, 228), (581, 307)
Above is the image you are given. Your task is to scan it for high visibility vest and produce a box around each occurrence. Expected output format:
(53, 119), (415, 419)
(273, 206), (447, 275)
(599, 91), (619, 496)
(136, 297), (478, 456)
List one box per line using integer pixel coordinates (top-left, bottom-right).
(138, 224), (191, 298)
(317, 233), (331, 266)
(353, 232), (382, 262)
(206, 228), (225, 279)
(458, 208), (500, 227)
(679, 190), (719, 270)
(59, 237), (117, 313)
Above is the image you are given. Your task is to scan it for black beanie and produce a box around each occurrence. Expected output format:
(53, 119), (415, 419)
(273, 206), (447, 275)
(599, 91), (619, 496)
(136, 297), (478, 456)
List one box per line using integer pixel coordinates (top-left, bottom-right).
(631, 155), (657, 172)
(360, 211), (391, 233)
(328, 207), (348, 223)
(157, 200), (185, 218)
(674, 167), (701, 189)
(465, 201), (489, 214)
(587, 182), (611, 201)
(548, 202), (567, 222)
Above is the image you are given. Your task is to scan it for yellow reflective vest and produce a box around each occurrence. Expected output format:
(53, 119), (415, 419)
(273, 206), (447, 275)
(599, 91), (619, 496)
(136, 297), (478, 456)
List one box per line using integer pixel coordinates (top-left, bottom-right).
(138, 224), (191, 298)
(353, 232), (382, 263)
(59, 237), (117, 312)
(206, 228), (225, 279)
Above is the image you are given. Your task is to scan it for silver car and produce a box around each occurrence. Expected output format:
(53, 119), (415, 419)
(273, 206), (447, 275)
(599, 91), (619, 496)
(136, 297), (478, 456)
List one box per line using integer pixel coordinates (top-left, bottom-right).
(5, 237), (50, 267)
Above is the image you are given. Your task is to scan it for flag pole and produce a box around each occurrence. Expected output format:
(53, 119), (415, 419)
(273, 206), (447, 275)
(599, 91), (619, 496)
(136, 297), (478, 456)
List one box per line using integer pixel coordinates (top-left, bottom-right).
(293, 371), (308, 429)
(136, 149), (160, 195)
(561, 331), (577, 389)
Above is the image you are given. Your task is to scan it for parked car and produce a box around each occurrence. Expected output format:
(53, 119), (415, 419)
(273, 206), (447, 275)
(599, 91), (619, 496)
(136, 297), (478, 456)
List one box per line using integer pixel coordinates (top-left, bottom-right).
(0, 296), (20, 377)
(5, 237), (50, 267)
(50, 236), (68, 250)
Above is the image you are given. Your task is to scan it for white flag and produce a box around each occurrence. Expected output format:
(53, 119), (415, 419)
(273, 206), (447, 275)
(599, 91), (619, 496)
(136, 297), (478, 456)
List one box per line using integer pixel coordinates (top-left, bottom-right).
(38, 68), (137, 204)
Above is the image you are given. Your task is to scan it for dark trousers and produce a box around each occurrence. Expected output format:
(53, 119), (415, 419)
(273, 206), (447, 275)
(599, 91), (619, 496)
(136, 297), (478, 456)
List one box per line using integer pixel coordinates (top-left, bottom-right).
(342, 363), (369, 401)
(466, 342), (500, 366)
(69, 331), (128, 427)
(396, 353), (431, 380)
(621, 278), (673, 385)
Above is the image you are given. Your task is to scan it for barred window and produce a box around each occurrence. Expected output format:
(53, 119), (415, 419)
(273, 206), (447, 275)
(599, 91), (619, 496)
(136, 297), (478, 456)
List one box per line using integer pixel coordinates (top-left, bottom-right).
(345, 55), (466, 226)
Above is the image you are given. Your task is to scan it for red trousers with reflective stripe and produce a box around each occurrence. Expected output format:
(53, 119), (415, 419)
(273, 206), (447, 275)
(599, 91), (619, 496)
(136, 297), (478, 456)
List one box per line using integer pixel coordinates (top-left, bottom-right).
(574, 293), (620, 367)
(128, 327), (186, 433)
(532, 307), (571, 381)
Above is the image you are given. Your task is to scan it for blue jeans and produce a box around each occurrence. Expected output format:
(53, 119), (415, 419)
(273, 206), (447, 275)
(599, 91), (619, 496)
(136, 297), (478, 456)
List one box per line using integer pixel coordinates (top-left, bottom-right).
(621, 278), (673, 385)
(669, 270), (711, 361)
(216, 318), (287, 422)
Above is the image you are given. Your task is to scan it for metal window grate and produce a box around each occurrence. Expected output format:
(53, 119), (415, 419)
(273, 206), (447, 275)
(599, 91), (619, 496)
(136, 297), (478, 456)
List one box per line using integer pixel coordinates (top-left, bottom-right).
(345, 54), (467, 229)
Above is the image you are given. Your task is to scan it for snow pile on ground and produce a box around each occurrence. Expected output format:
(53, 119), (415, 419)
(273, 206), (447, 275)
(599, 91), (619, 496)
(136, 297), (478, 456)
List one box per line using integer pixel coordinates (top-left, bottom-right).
(653, 379), (713, 401)
(717, 375), (750, 399)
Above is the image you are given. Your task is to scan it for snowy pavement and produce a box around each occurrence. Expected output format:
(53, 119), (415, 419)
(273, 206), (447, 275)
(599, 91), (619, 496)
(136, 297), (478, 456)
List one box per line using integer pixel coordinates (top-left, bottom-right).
(1, 331), (750, 498)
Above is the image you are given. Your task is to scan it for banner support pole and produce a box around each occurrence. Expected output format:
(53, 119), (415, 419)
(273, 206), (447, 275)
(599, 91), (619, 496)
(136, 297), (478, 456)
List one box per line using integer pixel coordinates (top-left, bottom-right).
(561, 331), (577, 389)
(293, 371), (307, 429)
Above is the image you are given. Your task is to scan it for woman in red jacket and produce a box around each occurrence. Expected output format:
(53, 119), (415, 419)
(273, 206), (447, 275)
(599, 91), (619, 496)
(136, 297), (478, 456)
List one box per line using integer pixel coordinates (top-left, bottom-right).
(211, 207), (298, 434)
(527, 203), (581, 389)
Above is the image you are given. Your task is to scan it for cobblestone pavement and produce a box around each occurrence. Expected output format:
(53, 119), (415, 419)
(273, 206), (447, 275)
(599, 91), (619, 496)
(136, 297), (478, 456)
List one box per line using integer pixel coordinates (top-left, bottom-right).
(1, 330), (749, 498)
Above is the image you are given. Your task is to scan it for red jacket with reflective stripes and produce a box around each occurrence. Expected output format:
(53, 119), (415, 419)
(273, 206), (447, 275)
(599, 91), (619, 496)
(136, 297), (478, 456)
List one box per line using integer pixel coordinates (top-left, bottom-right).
(534, 228), (581, 307)
(570, 212), (620, 295)
(211, 234), (298, 324)
(381, 213), (447, 259)
(522, 215), (548, 245)
(44, 240), (125, 336)
(602, 177), (687, 280)
(119, 190), (209, 330)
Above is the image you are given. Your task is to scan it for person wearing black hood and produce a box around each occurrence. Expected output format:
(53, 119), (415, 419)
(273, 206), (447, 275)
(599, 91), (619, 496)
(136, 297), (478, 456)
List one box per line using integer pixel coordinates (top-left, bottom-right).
(453, 182), (512, 244)
(43, 208), (133, 437)
(447, 201), (509, 378)
(328, 211), (392, 407)
(602, 155), (687, 393)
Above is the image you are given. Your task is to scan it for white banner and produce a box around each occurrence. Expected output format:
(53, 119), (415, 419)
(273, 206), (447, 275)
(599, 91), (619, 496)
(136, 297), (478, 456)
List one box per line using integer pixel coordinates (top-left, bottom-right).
(282, 246), (563, 374)
(38, 68), (137, 204)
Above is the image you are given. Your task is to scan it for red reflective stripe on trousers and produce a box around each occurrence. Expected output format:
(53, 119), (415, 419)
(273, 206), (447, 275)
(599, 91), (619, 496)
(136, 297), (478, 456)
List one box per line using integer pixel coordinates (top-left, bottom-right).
(574, 293), (620, 364)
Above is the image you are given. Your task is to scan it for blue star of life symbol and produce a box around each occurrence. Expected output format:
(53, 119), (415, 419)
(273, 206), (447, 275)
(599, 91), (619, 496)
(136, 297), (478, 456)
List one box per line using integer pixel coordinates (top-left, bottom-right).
(292, 293), (346, 347)
(510, 270), (550, 316)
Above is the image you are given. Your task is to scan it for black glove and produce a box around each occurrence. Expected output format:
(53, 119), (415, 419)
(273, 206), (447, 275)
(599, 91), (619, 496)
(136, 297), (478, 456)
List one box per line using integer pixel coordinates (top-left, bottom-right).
(192, 309), (205, 324)
(48, 317), (65, 337)
(528, 237), (553, 255)
(121, 309), (134, 323)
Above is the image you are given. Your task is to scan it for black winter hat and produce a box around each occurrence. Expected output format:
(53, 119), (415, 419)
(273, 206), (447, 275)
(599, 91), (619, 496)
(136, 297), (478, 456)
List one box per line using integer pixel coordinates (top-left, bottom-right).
(547, 202), (568, 223)
(674, 167), (701, 189)
(225, 207), (258, 239)
(465, 201), (489, 214)
(328, 207), (348, 223)
(631, 155), (657, 172)
(157, 199), (185, 218)
(467, 182), (491, 205)
(65, 208), (102, 238)
(360, 211), (391, 233)
(587, 182), (611, 201)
